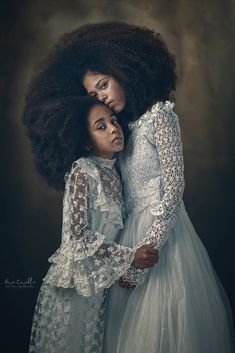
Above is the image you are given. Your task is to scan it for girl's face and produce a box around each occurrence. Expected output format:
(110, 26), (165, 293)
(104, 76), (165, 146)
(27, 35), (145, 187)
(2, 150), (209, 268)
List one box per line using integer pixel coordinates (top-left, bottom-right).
(86, 104), (124, 159)
(83, 72), (126, 113)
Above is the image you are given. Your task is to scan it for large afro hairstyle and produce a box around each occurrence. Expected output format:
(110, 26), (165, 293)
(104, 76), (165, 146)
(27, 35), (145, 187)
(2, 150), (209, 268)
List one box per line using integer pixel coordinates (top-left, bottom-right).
(23, 21), (177, 190)
(24, 96), (107, 191)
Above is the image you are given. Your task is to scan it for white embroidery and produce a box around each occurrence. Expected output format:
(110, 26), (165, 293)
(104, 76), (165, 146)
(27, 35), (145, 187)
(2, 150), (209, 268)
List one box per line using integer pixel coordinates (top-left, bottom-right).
(120, 101), (185, 286)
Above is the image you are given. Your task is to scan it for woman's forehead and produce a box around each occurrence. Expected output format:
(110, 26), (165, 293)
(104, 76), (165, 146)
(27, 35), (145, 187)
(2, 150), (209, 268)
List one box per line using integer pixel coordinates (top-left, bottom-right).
(83, 72), (109, 88)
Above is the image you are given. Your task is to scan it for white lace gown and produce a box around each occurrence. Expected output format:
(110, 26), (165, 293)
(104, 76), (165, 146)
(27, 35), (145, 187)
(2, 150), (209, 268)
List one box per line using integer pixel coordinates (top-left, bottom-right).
(28, 156), (135, 353)
(104, 101), (234, 353)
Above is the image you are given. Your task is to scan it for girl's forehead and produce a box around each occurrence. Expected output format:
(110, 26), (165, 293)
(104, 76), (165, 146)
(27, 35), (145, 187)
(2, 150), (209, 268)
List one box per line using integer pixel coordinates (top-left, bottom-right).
(88, 104), (113, 118)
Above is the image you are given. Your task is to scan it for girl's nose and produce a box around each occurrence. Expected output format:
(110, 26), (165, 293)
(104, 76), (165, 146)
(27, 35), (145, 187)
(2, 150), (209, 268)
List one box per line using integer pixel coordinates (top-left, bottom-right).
(109, 123), (118, 134)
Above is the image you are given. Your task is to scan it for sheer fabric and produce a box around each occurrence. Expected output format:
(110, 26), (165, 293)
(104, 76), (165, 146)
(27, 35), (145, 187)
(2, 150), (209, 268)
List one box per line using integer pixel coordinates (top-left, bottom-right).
(104, 102), (234, 353)
(29, 156), (135, 353)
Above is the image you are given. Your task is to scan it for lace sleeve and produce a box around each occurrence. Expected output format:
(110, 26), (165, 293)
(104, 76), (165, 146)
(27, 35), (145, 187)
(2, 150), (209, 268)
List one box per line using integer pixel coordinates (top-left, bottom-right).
(138, 106), (185, 249)
(43, 166), (135, 297)
(121, 107), (184, 287)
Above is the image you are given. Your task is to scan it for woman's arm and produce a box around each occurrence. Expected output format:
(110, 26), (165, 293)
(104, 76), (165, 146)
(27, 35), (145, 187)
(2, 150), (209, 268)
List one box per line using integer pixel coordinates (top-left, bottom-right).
(120, 105), (184, 287)
(140, 104), (185, 249)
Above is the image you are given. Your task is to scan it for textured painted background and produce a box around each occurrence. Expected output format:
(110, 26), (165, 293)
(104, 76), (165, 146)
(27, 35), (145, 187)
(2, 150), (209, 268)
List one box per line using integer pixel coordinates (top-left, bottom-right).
(1, 0), (235, 352)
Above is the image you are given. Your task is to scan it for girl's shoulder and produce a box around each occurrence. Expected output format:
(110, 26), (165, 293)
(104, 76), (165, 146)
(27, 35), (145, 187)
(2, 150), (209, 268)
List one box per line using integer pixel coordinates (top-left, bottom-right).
(64, 157), (100, 184)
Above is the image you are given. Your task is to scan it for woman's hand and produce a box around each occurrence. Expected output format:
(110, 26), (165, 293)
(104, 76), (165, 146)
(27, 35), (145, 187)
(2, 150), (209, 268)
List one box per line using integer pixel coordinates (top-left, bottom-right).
(118, 277), (136, 289)
(132, 243), (159, 268)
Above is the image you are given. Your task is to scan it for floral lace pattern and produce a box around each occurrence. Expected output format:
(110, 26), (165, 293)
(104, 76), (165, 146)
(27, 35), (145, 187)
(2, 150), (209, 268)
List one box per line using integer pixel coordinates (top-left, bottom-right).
(120, 101), (185, 286)
(43, 157), (135, 296)
(29, 156), (135, 353)
(138, 102), (185, 248)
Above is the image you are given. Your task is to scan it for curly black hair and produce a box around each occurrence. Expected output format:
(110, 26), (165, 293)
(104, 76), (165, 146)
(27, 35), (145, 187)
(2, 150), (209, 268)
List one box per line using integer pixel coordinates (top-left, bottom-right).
(24, 96), (107, 190)
(23, 22), (176, 190)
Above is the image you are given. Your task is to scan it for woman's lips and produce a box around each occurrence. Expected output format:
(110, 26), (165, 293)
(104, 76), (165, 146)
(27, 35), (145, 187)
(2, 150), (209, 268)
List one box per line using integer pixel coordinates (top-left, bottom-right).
(107, 101), (114, 109)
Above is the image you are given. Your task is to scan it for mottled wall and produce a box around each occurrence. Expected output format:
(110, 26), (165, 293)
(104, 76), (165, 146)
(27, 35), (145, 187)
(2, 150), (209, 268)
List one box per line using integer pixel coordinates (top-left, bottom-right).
(1, 0), (235, 352)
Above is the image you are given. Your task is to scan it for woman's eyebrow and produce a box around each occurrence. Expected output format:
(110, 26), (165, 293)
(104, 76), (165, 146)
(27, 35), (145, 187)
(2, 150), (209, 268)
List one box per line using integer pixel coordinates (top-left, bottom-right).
(95, 79), (103, 88)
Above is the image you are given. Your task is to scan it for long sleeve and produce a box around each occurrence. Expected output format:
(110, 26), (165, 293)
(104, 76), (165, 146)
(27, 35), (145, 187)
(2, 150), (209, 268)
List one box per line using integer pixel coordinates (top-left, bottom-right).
(138, 107), (185, 249)
(121, 106), (184, 286)
(43, 165), (135, 297)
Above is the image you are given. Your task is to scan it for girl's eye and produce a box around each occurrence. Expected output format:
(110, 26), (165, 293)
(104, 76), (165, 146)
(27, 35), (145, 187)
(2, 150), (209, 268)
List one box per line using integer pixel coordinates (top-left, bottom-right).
(97, 123), (106, 130)
(112, 118), (119, 126)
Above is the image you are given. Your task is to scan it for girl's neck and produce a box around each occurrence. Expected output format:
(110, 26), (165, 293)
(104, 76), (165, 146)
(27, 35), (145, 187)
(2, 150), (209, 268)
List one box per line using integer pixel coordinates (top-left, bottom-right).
(89, 154), (116, 169)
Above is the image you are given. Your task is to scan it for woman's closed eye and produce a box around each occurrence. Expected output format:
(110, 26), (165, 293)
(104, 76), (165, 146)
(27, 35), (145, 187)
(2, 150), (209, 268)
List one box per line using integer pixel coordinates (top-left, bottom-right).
(98, 81), (108, 90)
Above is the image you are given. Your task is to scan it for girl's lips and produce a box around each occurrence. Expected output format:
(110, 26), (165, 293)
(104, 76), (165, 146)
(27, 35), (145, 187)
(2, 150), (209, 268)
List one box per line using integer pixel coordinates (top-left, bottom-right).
(112, 136), (123, 143)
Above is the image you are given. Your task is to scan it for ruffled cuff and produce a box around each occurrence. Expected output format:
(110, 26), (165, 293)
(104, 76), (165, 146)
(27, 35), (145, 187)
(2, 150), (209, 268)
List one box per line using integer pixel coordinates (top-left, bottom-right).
(121, 266), (149, 287)
(43, 232), (135, 297)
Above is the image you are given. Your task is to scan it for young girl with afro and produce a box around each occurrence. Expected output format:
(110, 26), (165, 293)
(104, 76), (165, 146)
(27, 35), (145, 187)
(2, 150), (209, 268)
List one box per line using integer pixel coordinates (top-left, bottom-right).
(23, 22), (234, 353)
(24, 96), (158, 353)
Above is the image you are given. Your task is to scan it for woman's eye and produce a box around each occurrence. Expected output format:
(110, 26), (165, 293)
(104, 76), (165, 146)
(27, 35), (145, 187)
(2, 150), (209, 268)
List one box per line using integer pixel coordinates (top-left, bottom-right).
(97, 124), (106, 130)
(100, 82), (108, 89)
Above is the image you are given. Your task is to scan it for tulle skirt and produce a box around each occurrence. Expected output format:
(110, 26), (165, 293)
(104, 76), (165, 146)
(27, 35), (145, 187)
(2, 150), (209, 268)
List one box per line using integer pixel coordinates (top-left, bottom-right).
(104, 203), (235, 353)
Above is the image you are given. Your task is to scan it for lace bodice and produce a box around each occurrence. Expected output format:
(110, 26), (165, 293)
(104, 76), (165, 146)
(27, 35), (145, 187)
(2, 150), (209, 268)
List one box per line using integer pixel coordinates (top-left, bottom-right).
(43, 156), (135, 296)
(120, 101), (185, 285)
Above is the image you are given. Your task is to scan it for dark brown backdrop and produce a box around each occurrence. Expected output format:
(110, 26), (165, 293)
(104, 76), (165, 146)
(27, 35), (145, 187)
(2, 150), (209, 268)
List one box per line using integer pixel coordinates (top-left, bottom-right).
(1, 1), (235, 352)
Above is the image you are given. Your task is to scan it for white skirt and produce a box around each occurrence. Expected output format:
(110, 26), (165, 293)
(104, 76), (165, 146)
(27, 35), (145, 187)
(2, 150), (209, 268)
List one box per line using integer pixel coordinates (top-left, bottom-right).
(28, 283), (106, 353)
(104, 203), (234, 353)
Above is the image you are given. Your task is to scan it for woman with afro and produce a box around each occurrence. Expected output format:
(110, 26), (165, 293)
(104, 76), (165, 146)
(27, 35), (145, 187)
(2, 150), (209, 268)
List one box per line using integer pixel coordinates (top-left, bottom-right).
(23, 22), (234, 353)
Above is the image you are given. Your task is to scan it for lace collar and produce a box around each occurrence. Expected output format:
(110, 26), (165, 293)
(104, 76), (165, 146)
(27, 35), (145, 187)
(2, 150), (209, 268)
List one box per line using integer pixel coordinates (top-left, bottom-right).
(128, 101), (175, 131)
(88, 155), (116, 170)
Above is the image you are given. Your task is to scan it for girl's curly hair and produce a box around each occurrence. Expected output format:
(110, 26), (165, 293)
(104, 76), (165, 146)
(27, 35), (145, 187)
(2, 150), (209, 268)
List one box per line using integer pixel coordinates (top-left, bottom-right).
(24, 96), (105, 190)
(23, 22), (176, 190)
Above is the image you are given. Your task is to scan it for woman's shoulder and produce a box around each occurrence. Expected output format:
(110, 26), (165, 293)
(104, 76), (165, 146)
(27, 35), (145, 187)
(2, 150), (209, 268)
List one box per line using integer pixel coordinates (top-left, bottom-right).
(129, 101), (176, 131)
(151, 100), (175, 116)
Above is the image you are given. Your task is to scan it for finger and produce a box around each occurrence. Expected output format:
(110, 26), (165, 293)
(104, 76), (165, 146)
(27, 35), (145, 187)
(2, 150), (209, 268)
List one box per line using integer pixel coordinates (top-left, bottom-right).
(122, 281), (131, 289)
(146, 248), (159, 255)
(145, 254), (159, 262)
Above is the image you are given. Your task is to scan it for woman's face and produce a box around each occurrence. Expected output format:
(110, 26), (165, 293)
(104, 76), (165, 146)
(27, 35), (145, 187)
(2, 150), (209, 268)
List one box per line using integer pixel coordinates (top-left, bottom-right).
(83, 72), (126, 113)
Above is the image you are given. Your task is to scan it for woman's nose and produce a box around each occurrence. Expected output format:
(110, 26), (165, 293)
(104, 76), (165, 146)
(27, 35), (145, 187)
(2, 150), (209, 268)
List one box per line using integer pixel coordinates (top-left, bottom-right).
(98, 93), (108, 102)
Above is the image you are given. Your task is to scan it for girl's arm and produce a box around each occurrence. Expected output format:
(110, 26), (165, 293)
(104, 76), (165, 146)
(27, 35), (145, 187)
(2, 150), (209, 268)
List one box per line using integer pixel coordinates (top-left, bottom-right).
(120, 104), (185, 286)
(43, 165), (135, 297)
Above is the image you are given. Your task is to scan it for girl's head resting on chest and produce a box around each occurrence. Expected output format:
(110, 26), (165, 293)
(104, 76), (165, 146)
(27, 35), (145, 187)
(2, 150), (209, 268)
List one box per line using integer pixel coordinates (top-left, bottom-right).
(23, 96), (124, 191)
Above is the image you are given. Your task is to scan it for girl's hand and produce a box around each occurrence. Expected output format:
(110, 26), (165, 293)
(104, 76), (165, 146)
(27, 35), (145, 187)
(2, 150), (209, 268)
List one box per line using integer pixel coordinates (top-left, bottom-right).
(132, 243), (159, 268)
(118, 277), (136, 289)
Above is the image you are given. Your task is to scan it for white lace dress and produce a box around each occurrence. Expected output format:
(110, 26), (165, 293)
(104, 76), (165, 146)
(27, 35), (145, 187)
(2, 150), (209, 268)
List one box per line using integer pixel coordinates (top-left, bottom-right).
(104, 101), (234, 353)
(28, 156), (135, 353)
